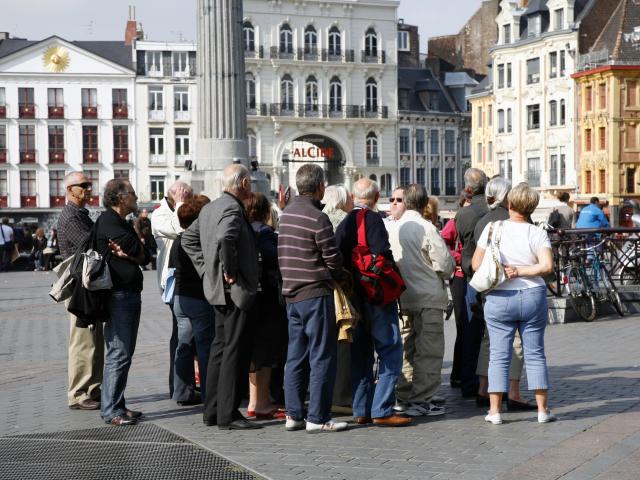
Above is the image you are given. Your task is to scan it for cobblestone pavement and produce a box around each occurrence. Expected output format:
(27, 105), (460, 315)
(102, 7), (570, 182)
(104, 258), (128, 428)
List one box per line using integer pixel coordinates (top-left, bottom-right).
(1, 270), (639, 480)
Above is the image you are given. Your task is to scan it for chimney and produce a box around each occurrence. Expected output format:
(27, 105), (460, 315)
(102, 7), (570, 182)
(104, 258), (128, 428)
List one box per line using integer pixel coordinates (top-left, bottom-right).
(124, 5), (137, 45)
(0, 32), (9, 40)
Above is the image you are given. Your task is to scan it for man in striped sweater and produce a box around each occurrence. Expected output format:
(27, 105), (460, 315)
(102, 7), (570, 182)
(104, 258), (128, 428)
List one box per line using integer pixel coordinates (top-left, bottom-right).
(278, 163), (348, 433)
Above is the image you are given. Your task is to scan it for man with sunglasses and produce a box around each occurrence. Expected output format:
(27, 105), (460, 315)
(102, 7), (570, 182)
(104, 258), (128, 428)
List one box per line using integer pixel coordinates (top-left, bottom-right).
(57, 172), (103, 411)
(385, 187), (407, 225)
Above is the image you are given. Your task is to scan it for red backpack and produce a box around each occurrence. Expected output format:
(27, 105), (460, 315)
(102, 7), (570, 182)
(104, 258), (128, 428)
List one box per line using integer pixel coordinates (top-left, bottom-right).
(351, 209), (406, 306)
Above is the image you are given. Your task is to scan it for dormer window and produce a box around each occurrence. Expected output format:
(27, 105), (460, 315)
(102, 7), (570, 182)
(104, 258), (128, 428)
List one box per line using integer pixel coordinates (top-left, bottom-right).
(554, 9), (564, 30)
(503, 24), (511, 44)
(528, 14), (541, 37)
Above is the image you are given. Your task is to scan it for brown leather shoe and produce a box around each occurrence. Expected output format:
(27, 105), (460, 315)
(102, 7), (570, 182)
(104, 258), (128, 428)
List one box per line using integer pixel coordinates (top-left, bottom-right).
(373, 415), (412, 427)
(354, 416), (373, 425)
(69, 399), (100, 411)
(109, 415), (137, 426)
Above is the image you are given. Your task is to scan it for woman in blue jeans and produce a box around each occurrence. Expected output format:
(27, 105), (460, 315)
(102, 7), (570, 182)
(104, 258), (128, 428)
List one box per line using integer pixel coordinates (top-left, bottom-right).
(169, 195), (215, 404)
(472, 182), (556, 425)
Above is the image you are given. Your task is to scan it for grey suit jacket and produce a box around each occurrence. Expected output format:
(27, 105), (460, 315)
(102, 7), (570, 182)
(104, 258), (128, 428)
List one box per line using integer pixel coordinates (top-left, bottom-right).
(182, 192), (259, 311)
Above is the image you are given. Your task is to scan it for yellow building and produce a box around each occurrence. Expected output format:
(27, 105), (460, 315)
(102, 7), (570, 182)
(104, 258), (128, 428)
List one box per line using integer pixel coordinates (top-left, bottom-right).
(572, 0), (640, 222)
(467, 75), (496, 178)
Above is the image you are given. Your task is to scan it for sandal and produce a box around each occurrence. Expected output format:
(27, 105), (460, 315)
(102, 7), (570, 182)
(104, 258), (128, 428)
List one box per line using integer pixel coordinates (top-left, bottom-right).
(254, 408), (286, 420)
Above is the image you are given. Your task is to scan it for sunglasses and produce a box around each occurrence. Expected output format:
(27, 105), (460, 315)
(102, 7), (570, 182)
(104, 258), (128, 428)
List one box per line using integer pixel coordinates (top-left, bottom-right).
(69, 182), (92, 189)
(389, 197), (403, 203)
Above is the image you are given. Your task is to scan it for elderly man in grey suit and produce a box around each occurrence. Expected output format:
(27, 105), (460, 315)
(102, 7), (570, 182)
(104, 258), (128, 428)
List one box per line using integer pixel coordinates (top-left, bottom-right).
(182, 164), (260, 430)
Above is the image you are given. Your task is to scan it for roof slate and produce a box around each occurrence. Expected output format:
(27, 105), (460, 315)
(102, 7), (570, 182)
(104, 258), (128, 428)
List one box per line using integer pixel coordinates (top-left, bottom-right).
(398, 67), (456, 113)
(589, 0), (640, 63)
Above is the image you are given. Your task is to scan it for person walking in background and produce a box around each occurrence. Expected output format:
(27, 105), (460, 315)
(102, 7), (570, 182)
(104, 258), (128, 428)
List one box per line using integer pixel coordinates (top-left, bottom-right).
(151, 181), (195, 400)
(321, 184), (354, 412)
(388, 184), (454, 417)
(57, 172), (103, 412)
(576, 197), (609, 229)
(548, 192), (574, 229)
(182, 164), (261, 431)
(278, 164), (348, 433)
(169, 195), (214, 406)
(244, 192), (287, 420)
(32, 228), (47, 271)
(336, 178), (411, 427)
(43, 228), (60, 271)
(96, 179), (150, 426)
(0, 217), (14, 272)
(440, 193), (470, 388)
(454, 168), (489, 399)
(135, 209), (156, 270)
(472, 183), (555, 425)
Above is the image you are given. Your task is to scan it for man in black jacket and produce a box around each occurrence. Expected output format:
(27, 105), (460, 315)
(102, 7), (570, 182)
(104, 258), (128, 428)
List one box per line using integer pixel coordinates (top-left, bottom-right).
(96, 179), (149, 426)
(453, 168), (488, 398)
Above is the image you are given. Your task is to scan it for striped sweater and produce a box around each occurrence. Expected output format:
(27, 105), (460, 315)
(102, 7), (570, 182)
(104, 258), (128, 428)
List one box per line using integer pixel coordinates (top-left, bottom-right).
(277, 195), (343, 304)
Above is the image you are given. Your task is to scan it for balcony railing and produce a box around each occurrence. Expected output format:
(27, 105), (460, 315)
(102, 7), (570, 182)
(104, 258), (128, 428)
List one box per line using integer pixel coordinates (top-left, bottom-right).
(366, 156), (380, 166)
(50, 195), (65, 207)
(361, 50), (386, 64)
(247, 103), (267, 116)
(83, 149), (99, 163)
(21, 195), (37, 208)
(148, 109), (165, 122)
(174, 110), (191, 122)
(114, 149), (130, 163)
(150, 154), (166, 165)
(322, 49), (355, 62)
(142, 62), (196, 78)
(0, 105), (5, 118)
(527, 170), (541, 187)
(49, 149), (65, 163)
(112, 104), (128, 119)
(20, 150), (36, 163)
(244, 46), (264, 59)
(269, 46), (356, 62)
(19, 103), (35, 118)
(48, 106), (64, 119)
(267, 103), (389, 119)
(0, 149), (6, 163)
(299, 47), (319, 61)
(82, 106), (98, 119)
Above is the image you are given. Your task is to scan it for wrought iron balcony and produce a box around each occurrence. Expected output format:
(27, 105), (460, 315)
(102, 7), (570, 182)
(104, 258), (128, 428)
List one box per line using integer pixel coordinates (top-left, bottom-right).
(361, 50), (386, 64)
(267, 103), (388, 119)
(244, 46), (264, 59)
(246, 103), (267, 116)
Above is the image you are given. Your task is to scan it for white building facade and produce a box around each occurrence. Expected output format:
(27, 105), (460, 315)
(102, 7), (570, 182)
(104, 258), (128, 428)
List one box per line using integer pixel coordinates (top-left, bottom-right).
(243, 0), (399, 193)
(133, 40), (197, 203)
(491, 0), (579, 204)
(0, 36), (136, 221)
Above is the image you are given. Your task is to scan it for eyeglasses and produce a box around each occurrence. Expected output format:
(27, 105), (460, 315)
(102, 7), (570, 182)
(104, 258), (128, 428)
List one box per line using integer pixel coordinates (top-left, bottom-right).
(68, 182), (92, 189)
(389, 197), (403, 203)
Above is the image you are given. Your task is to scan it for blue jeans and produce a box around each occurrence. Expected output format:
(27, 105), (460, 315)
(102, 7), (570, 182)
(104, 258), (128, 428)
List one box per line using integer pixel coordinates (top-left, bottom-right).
(101, 290), (141, 422)
(484, 286), (549, 393)
(461, 283), (485, 396)
(351, 301), (403, 418)
(173, 294), (215, 401)
(285, 295), (337, 424)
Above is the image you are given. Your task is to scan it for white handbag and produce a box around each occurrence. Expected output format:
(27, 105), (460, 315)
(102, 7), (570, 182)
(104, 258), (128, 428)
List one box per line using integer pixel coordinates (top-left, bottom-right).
(81, 249), (113, 291)
(469, 221), (505, 293)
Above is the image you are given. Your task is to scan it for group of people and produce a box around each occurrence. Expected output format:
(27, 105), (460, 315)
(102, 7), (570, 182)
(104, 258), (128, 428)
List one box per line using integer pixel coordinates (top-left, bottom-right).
(57, 163), (558, 431)
(0, 218), (60, 272)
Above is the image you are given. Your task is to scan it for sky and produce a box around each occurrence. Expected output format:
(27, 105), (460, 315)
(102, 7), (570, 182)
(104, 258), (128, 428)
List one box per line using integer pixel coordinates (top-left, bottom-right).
(1, 0), (481, 51)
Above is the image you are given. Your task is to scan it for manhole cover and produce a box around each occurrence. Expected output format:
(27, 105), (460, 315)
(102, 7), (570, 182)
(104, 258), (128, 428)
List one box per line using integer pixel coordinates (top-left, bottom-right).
(0, 423), (264, 480)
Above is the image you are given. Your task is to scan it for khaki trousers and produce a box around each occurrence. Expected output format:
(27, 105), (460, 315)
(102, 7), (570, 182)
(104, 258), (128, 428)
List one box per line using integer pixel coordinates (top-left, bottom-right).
(67, 306), (104, 406)
(475, 324), (523, 380)
(396, 308), (444, 404)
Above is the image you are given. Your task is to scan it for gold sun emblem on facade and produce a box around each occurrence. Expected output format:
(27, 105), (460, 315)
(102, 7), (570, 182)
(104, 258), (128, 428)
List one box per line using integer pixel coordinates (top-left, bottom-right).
(43, 46), (70, 73)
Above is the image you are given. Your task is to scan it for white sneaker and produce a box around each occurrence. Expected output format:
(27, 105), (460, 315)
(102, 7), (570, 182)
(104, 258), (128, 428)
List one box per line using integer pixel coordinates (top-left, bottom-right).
(485, 412), (503, 425)
(305, 419), (348, 433)
(538, 410), (557, 423)
(393, 400), (408, 413)
(285, 416), (305, 431)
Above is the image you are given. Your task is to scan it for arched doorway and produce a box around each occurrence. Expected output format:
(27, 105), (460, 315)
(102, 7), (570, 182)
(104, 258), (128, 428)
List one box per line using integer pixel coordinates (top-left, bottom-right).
(282, 135), (345, 186)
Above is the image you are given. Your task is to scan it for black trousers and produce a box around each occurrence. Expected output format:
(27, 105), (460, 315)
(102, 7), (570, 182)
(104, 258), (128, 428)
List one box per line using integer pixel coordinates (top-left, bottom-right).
(203, 299), (252, 425)
(460, 284), (485, 397)
(449, 276), (467, 385)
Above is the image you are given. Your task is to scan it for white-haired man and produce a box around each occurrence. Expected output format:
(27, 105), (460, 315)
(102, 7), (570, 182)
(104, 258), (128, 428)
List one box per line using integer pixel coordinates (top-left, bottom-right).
(182, 164), (261, 430)
(151, 180), (196, 400)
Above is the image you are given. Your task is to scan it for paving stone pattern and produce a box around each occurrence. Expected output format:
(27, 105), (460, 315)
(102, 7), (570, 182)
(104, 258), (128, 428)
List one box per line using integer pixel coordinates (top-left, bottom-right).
(1, 271), (639, 479)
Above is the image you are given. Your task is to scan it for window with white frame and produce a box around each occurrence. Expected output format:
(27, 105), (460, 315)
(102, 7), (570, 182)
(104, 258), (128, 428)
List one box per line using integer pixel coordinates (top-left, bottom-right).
(148, 86), (163, 111)
(560, 99), (566, 125)
(527, 58), (540, 84)
(497, 64), (505, 88)
(527, 104), (540, 130)
(554, 9), (564, 30)
(380, 173), (392, 196)
(0, 171), (7, 198)
(549, 100), (557, 126)
(366, 132), (378, 163)
(399, 128), (410, 154)
(528, 14), (541, 37)
(416, 167), (425, 186)
(0, 125), (6, 150)
(280, 24), (293, 54)
(549, 51), (558, 78)
(328, 26), (341, 56)
(400, 167), (410, 186)
(398, 30), (409, 51)
(146, 51), (163, 75)
(243, 21), (255, 52)
(430, 129), (439, 154)
(150, 176), (165, 201)
(329, 76), (342, 112)
(560, 50), (566, 76)
(498, 109), (505, 133)
(149, 128), (164, 157)
(503, 24), (511, 44)
(431, 167), (440, 195)
(280, 75), (294, 111)
(49, 171), (65, 198)
(305, 75), (319, 112)
(365, 28), (378, 57)
(507, 63), (512, 87)
(47, 88), (63, 107)
(246, 73), (256, 110)
(365, 78), (378, 112)
(415, 129), (425, 154)
(172, 51), (189, 76)
(507, 108), (513, 132)
(527, 157), (541, 186)
(175, 128), (190, 157)
(304, 25), (317, 54)
(445, 167), (456, 195)
(445, 130), (455, 155)
(0, 87), (4, 106)
(174, 87), (189, 111)
(247, 129), (257, 160)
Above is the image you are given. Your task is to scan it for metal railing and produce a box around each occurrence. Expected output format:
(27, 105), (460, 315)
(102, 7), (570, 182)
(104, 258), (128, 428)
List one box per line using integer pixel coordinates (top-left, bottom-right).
(267, 103), (388, 119)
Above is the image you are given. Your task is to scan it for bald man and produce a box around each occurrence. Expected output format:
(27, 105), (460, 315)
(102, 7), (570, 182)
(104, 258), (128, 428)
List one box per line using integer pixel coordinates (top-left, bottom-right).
(57, 171), (103, 410)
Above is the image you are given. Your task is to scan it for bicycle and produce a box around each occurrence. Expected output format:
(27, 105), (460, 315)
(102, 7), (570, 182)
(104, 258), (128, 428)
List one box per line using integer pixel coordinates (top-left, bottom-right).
(566, 239), (624, 321)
